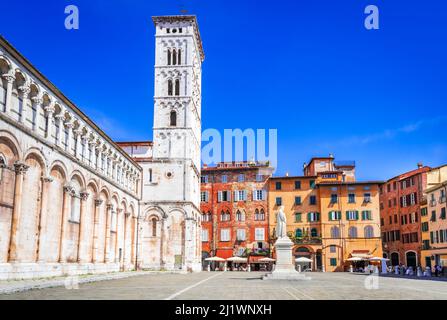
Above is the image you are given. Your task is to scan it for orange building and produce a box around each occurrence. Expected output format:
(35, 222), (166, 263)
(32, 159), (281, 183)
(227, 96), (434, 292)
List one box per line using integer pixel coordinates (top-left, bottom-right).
(200, 161), (273, 268)
(269, 155), (383, 271)
(380, 165), (431, 267)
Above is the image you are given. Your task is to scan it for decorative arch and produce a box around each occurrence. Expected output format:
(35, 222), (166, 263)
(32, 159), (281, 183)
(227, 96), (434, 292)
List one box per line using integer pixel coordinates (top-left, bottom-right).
(0, 130), (22, 160)
(169, 206), (189, 219)
(86, 179), (99, 194)
(0, 55), (12, 74)
(144, 205), (166, 220)
(49, 160), (68, 181)
(24, 149), (47, 177)
(69, 170), (86, 189)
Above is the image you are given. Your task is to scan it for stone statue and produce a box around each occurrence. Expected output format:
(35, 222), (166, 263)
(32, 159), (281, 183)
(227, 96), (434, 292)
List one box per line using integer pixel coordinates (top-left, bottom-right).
(275, 205), (287, 238)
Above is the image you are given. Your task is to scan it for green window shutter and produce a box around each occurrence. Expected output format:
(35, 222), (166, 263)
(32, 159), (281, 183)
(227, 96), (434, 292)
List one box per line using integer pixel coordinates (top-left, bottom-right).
(328, 211), (332, 221)
(307, 212), (311, 222)
(355, 211), (359, 220)
(317, 212), (320, 221)
(346, 211), (349, 220)
(338, 211), (342, 220)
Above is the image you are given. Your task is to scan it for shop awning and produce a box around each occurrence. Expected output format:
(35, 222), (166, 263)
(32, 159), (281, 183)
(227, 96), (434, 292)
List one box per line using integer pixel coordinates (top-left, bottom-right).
(350, 250), (372, 259)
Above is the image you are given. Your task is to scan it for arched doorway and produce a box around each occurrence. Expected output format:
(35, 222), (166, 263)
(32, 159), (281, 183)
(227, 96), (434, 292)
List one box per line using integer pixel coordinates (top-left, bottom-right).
(202, 251), (210, 270)
(406, 251), (417, 267)
(294, 246), (312, 271)
(390, 252), (399, 266)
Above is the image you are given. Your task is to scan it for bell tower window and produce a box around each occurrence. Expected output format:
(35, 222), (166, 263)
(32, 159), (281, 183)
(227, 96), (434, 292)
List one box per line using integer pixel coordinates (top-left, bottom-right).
(170, 110), (177, 126)
(172, 49), (177, 65)
(167, 80), (173, 96)
(167, 49), (171, 65)
(175, 79), (180, 96)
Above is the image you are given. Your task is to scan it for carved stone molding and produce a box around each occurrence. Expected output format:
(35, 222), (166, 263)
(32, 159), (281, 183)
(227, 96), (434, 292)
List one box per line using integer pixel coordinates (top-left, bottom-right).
(80, 191), (90, 201)
(94, 199), (103, 207)
(2, 73), (15, 83)
(63, 184), (76, 196)
(31, 96), (43, 106)
(42, 176), (54, 183)
(13, 162), (29, 175)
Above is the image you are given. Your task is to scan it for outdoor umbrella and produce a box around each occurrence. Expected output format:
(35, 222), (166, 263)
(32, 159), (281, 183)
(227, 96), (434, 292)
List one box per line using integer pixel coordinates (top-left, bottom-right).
(226, 256), (247, 263)
(205, 257), (226, 262)
(295, 257), (313, 263)
(258, 257), (276, 262)
(346, 257), (364, 261)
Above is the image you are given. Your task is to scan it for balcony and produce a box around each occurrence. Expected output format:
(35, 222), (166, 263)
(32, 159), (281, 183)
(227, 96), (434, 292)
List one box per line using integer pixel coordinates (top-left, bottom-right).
(293, 237), (322, 245)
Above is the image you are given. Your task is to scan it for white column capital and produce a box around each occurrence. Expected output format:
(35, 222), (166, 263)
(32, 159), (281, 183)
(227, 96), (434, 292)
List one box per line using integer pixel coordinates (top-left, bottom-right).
(2, 73), (15, 83)
(18, 85), (31, 97)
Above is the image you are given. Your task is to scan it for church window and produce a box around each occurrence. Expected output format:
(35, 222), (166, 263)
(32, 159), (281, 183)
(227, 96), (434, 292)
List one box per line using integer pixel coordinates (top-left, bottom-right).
(170, 110), (177, 126)
(167, 49), (171, 65)
(177, 49), (181, 65)
(175, 79), (180, 96)
(151, 218), (157, 236)
(149, 168), (153, 183)
(172, 49), (177, 65)
(168, 80), (173, 96)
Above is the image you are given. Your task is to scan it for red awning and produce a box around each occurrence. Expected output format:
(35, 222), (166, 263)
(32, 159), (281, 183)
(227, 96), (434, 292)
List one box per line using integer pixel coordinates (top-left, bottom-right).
(216, 249), (234, 259)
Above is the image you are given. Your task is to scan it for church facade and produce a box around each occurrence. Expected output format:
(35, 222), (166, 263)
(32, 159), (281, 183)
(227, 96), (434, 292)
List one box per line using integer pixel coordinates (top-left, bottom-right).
(0, 15), (204, 279)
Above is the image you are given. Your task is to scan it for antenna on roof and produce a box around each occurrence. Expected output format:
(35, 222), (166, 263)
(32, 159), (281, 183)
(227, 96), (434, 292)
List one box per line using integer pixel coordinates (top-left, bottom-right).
(180, 9), (188, 14)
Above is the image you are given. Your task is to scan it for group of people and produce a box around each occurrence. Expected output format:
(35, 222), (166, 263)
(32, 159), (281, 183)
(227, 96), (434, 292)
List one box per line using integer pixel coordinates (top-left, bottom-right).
(390, 264), (444, 277)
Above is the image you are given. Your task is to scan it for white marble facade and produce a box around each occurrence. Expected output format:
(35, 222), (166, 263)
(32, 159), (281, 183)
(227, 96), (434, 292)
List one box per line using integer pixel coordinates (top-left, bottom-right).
(122, 16), (204, 272)
(0, 15), (204, 279)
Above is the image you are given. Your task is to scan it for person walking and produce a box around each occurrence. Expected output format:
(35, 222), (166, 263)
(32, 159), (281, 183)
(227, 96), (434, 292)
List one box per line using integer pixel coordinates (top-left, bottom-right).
(434, 264), (439, 277)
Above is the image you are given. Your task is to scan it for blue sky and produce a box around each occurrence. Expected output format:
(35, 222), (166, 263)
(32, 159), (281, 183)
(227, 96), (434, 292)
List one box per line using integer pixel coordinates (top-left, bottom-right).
(1, 0), (446, 180)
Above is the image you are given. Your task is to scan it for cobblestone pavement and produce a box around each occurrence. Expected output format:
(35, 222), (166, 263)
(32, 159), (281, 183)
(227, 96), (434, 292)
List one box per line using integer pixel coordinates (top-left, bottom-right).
(1, 271), (446, 300)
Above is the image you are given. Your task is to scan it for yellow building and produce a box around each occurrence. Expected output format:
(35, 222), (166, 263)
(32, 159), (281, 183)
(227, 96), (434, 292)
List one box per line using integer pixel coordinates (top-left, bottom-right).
(268, 156), (383, 272)
(319, 181), (382, 272)
(420, 165), (447, 269)
(420, 181), (447, 269)
(268, 176), (323, 270)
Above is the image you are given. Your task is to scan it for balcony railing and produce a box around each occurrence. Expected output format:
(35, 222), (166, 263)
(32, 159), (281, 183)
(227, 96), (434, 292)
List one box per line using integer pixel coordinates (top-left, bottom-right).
(293, 237), (322, 245)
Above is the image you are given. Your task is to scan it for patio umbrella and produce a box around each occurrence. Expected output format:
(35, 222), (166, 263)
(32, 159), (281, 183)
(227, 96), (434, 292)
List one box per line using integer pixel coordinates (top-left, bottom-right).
(258, 257), (276, 262)
(368, 257), (390, 261)
(346, 257), (364, 261)
(295, 257), (313, 263)
(226, 256), (247, 263)
(205, 256), (226, 262)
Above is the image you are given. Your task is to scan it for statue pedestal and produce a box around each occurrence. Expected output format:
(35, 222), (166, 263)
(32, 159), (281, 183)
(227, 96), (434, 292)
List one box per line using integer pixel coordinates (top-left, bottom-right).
(263, 237), (308, 281)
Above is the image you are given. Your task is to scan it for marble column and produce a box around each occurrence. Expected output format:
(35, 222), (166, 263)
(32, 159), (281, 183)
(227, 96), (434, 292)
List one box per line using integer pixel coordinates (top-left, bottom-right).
(54, 114), (65, 147)
(7, 161), (29, 262)
(131, 216), (137, 266)
(31, 96), (43, 132)
(77, 191), (89, 263)
(123, 212), (130, 267)
(2, 73), (15, 115)
(36, 176), (54, 262)
(95, 147), (102, 171)
(64, 121), (74, 154)
(104, 204), (113, 263)
(44, 105), (55, 142)
(58, 184), (74, 263)
(18, 85), (30, 125)
(91, 199), (102, 263)
(73, 129), (82, 159)
(115, 208), (122, 263)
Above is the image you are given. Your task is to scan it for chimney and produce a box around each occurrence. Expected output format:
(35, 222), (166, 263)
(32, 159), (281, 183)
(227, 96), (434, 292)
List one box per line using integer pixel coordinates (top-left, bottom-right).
(285, 172), (289, 177)
(417, 162), (423, 169)
(329, 153), (334, 158)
